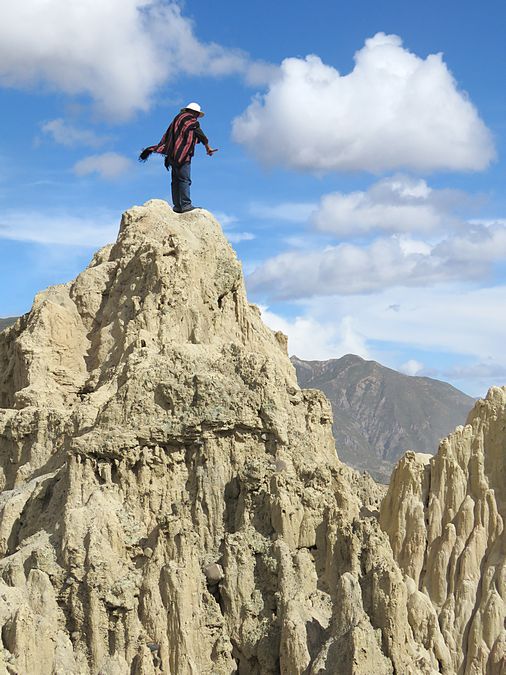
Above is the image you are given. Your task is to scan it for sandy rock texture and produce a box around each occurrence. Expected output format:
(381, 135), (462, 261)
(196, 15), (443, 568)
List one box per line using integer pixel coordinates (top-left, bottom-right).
(381, 386), (506, 674)
(0, 200), (504, 674)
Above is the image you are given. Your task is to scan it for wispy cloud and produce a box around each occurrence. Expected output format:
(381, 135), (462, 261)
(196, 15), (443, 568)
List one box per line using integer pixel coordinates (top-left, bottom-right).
(227, 231), (255, 243)
(308, 285), (506, 365)
(214, 211), (255, 244)
(0, 210), (118, 246)
(440, 361), (506, 381)
(249, 201), (317, 223)
(40, 118), (110, 148)
(214, 211), (239, 227)
(260, 285), (506, 396)
(73, 152), (132, 179)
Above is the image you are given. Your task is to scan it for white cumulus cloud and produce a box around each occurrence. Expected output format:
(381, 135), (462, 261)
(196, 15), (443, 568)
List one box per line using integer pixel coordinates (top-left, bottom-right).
(313, 175), (462, 237)
(433, 222), (506, 262)
(73, 152), (132, 179)
(0, 1), (272, 119)
(400, 359), (424, 376)
(248, 237), (447, 299)
(233, 33), (494, 173)
(260, 308), (369, 360)
(248, 219), (506, 300)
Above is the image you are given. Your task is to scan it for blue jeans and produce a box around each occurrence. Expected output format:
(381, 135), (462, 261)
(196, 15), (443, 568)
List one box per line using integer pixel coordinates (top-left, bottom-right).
(170, 161), (192, 211)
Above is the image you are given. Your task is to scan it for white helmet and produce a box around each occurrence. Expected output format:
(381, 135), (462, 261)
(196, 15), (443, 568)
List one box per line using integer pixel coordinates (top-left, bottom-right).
(184, 101), (204, 117)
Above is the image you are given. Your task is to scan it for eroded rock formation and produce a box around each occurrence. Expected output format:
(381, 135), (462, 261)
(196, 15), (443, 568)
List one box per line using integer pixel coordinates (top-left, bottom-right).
(381, 387), (506, 674)
(0, 201), (504, 674)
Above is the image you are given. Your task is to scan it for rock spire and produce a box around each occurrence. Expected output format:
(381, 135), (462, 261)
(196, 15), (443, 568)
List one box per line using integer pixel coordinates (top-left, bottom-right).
(0, 201), (504, 674)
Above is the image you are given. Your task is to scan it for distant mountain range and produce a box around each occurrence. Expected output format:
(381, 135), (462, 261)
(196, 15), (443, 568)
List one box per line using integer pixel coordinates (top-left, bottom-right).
(0, 317), (17, 331)
(292, 354), (474, 483)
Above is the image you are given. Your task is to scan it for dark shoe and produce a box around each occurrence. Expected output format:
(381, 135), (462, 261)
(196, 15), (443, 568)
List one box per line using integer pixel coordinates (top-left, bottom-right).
(173, 206), (182, 213)
(180, 205), (198, 213)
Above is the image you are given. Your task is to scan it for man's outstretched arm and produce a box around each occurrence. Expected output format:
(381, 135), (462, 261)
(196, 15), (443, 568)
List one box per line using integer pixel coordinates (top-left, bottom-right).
(195, 126), (218, 156)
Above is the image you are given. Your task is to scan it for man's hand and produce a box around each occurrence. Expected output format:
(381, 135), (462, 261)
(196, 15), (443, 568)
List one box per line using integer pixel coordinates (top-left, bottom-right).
(206, 145), (219, 156)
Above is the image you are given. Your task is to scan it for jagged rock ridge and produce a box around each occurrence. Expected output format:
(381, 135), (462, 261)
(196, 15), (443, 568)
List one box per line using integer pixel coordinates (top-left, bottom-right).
(0, 200), (504, 674)
(292, 355), (474, 483)
(381, 386), (506, 674)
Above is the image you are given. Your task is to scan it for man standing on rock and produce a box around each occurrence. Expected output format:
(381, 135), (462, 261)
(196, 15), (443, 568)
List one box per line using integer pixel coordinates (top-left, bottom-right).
(139, 102), (218, 213)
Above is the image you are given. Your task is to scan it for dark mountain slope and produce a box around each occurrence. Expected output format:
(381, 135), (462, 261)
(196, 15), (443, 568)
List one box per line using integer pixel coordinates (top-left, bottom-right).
(0, 317), (17, 332)
(292, 354), (474, 482)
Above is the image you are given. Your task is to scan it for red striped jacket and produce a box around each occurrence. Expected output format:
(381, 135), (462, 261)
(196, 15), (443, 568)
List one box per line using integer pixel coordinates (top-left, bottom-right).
(144, 111), (208, 166)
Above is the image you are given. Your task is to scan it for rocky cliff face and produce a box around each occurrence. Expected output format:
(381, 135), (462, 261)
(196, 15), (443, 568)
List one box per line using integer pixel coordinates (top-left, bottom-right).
(381, 386), (506, 674)
(0, 201), (504, 674)
(292, 355), (474, 484)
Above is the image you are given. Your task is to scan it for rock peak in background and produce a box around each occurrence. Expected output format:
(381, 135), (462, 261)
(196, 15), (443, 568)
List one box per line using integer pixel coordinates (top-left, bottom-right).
(292, 354), (474, 483)
(0, 201), (504, 674)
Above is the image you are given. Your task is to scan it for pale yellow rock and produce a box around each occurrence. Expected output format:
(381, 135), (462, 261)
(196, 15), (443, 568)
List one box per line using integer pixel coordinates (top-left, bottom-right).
(0, 200), (503, 674)
(381, 386), (506, 675)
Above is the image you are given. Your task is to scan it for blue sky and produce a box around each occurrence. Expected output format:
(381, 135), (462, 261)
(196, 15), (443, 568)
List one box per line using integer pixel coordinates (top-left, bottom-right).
(1, 0), (505, 396)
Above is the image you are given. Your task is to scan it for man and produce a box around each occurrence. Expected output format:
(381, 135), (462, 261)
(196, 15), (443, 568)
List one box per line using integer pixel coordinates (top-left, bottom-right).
(139, 102), (217, 213)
